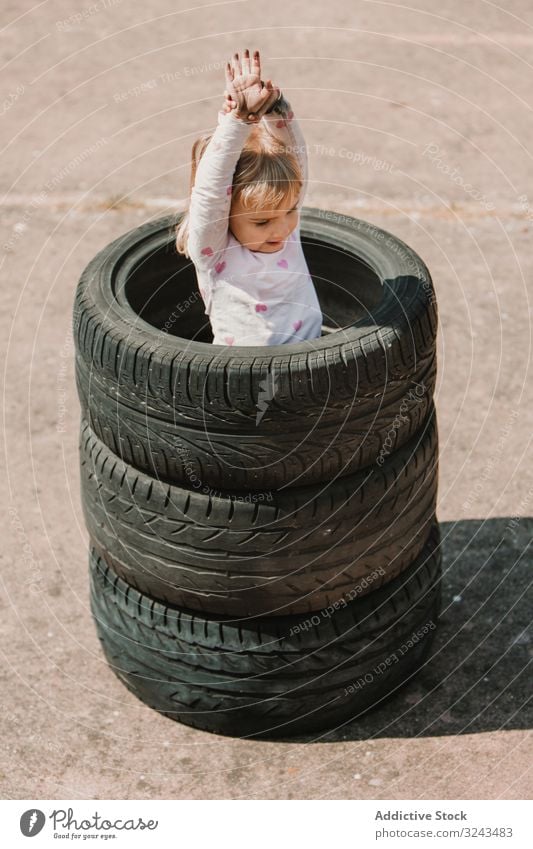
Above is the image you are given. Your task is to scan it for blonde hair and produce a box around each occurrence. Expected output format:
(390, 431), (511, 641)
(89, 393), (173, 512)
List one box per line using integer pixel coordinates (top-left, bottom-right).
(173, 122), (303, 257)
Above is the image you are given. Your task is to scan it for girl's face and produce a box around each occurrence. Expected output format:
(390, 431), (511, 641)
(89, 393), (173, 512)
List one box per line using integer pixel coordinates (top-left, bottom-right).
(229, 194), (299, 252)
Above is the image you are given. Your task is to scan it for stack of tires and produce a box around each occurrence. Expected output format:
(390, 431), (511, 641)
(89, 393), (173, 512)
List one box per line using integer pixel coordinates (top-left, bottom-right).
(75, 208), (441, 739)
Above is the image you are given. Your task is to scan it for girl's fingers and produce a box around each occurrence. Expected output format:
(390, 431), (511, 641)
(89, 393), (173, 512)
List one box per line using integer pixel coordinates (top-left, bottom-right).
(242, 48), (251, 75)
(233, 52), (241, 76)
(256, 85), (280, 118)
(225, 62), (234, 85)
(252, 49), (261, 77)
(251, 87), (274, 120)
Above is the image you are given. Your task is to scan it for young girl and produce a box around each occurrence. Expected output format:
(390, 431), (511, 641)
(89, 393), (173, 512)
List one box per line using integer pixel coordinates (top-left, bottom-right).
(175, 48), (323, 347)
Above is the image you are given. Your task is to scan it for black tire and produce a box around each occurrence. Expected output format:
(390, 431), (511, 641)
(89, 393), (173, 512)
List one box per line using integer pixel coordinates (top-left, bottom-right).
(89, 522), (442, 739)
(74, 209), (438, 490)
(81, 402), (438, 617)
(76, 350), (436, 493)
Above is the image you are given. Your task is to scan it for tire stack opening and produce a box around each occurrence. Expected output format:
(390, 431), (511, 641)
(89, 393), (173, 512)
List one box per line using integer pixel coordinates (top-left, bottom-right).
(75, 209), (442, 738)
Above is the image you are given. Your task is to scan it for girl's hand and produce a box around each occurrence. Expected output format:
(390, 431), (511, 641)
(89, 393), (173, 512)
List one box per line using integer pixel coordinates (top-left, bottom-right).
(224, 49), (279, 122)
(223, 83), (281, 121)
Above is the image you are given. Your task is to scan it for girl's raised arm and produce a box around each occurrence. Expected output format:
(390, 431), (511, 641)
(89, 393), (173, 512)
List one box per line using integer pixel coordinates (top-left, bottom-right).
(186, 109), (253, 271)
(260, 94), (309, 205)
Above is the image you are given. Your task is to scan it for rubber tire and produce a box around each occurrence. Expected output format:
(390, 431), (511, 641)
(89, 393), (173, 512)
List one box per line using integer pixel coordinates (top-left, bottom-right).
(74, 208), (438, 491)
(76, 351), (436, 493)
(89, 522), (442, 739)
(81, 402), (438, 617)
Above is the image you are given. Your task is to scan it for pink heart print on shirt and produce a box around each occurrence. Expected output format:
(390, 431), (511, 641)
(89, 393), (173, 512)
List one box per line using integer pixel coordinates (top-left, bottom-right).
(293, 319), (303, 332)
(287, 111), (294, 121)
(201, 246), (213, 257)
(226, 185), (232, 195)
(215, 261), (226, 274)
(255, 303), (268, 312)
(275, 119), (286, 129)
(224, 336), (235, 346)
(277, 259), (288, 269)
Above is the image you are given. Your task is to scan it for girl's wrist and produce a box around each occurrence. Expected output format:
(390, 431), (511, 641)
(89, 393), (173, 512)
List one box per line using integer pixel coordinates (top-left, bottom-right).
(265, 90), (284, 114)
(226, 108), (256, 125)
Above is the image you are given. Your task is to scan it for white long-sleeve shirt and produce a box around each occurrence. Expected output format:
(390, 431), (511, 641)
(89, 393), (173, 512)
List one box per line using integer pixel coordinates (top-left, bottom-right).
(186, 103), (323, 346)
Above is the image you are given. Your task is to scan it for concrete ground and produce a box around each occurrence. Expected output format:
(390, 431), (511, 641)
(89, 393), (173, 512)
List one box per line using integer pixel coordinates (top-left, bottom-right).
(1, 0), (532, 799)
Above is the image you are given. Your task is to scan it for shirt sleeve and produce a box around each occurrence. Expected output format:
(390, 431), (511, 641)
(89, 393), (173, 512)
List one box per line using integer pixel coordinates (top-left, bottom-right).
(259, 96), (308, 207)
(187, 109), (253, 270)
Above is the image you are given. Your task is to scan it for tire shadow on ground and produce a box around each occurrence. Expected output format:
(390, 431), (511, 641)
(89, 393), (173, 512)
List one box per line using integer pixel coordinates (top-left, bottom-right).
(297, 517), (532, 742)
